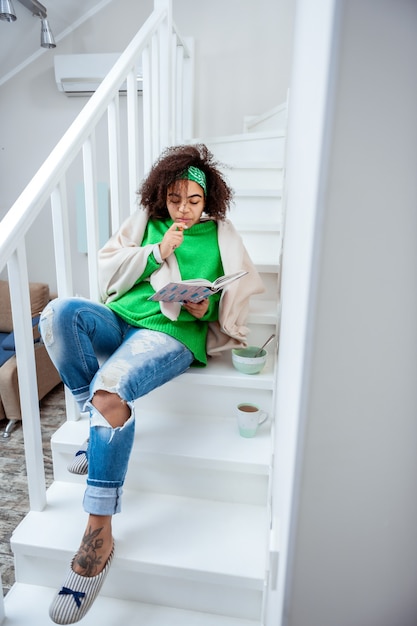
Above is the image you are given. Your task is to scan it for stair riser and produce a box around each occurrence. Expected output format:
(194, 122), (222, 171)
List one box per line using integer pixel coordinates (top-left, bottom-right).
(223, 167), (283, 190)
(206, 135), (284, 163)
(231, 196), (282, 226)
(52, 454), (270, 505)
(240, 232), (281, 267)
(245, 322), (278, 347)
(123, 461), (269, 504)
(14, 554), (263, 620)
(254, 273), (280, 303)
(136, 384), (274, 420)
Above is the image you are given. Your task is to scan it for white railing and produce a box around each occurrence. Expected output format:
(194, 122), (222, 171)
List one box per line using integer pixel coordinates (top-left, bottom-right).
(0, 0), (193, 512)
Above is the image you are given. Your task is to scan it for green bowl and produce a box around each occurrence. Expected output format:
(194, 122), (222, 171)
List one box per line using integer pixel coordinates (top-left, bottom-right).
(232, 346), (267, 375)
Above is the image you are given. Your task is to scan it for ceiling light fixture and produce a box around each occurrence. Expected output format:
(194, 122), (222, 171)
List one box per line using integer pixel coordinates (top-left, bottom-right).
(1, 0), (56, 48)
(40, 16), (55, 48)
(0, 0), (17, 22)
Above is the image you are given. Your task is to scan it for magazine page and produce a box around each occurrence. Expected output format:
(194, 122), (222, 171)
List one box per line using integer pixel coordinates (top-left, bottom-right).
(148, 270), (248, 303)
(149, 282), (214, 303)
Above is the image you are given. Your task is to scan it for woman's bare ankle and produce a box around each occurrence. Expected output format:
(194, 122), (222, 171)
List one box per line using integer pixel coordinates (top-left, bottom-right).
(72, 516), (113, 577)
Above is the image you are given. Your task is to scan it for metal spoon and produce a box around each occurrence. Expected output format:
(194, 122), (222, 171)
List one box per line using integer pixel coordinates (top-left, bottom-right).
(254, 333), (276, 357)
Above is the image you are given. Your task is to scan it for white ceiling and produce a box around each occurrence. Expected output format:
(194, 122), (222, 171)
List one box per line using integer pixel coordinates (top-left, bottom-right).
(0, 0), (112, 85)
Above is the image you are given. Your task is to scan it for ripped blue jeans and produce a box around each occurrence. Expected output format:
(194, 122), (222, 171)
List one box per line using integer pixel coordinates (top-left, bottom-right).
(39, 297), (193, 515)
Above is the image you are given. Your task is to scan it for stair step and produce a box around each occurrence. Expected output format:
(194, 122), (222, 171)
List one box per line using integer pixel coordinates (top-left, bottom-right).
(243, 103), (287, 133)
(251, 254), (281, 271)
(255, 261), (279, 273)
(185, 357), (274, 390)
(4, 582), (261, 626)
(223, 163), (283, 190)
(248, 299), (277, 325)
(51, 407), (273, 503)
(236, 224), (280, 235)
(81, 347), (275, 393)
(233, 190), (282, 218)
(235, 188), (281, 197)
(240, 233), (282, 268)
(201, 131), (285, 163)
(11, 482), (267, 618)
(54, 411), (272, 475)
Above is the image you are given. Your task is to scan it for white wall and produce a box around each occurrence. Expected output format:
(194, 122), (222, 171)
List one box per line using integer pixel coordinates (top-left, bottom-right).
(0, 0), (293, 292)
(278, 1), (417, 624)
(174, 0), (291, 138)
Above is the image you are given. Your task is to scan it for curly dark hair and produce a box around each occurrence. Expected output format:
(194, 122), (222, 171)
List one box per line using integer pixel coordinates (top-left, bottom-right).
(138, 143), (234, 220)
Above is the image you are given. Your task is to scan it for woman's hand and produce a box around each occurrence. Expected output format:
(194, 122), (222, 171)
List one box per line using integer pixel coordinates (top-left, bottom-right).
(159, 223), (186, 260)
(182, 299), (209, 319)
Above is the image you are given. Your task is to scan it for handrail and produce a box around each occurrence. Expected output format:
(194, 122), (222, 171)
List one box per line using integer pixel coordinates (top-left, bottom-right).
(0, 0), (193, 511)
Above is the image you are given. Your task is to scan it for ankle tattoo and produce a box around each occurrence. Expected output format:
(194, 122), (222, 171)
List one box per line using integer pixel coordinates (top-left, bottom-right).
(75, 526), (106, 576)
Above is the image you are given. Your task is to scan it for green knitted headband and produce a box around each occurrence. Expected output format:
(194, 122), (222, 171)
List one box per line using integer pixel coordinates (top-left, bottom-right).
(179, 166), (207, 195)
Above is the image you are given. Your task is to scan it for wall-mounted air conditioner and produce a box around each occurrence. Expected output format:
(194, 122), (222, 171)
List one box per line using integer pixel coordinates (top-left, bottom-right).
(54, 53), (143, 97)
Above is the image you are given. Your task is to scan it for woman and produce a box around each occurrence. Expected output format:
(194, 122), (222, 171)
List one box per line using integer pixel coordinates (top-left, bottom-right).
(40, 143), (264, 624)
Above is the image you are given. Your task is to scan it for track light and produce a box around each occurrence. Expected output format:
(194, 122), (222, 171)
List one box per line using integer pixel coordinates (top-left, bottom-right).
(40, 16), (55, 48)
(1, 0), (57, 49)
(0, 0), (17, 21)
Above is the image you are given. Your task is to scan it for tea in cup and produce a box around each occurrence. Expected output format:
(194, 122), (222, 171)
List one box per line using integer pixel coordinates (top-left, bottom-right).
(236, 403), (268, 438)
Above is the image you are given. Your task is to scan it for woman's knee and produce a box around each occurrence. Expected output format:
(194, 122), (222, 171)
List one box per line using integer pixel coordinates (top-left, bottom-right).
(90, 390), (131, 428)
(39, 297), (82, 348)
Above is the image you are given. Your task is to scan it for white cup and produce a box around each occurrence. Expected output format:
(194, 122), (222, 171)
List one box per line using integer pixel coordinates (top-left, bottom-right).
(236, 403), (268, 438)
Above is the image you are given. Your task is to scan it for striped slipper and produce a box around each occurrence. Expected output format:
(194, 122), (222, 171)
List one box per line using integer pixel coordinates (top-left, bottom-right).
(67, 441), (89, 476)
(49, 543), (114, 624)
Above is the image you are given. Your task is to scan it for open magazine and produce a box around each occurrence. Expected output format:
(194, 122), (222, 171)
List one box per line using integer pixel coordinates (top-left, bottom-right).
(148, 270), (248, 303)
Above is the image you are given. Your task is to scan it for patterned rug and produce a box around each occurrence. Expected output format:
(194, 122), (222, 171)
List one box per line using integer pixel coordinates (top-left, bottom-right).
(0, 383), (66, 597)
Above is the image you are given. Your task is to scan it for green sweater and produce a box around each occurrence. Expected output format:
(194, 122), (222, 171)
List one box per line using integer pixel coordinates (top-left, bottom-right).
(107, 219), (223, 365)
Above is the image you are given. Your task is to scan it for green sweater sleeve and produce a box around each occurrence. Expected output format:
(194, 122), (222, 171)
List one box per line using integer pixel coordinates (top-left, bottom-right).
(135, 250), (161, 283)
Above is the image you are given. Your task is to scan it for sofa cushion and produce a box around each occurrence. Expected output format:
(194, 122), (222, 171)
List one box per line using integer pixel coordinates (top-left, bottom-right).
(1, 315), (41, 351)
(0, 281), (50, 333)
(0, 346), (14, 367)
(0, 331), (14, 367)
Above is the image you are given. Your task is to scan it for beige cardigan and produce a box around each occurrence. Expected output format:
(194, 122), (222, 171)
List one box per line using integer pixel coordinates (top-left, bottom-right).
(98, 211), (265, 355)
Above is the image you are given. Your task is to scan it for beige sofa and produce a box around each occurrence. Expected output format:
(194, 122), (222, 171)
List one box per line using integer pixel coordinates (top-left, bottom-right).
(0, 280), (61, 437)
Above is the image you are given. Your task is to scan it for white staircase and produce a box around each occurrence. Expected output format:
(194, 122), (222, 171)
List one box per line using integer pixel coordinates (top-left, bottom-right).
(3, 107), (285, 625)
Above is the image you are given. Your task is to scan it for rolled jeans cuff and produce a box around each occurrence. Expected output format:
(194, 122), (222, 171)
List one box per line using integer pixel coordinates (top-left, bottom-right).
(83, 485), (123, 516)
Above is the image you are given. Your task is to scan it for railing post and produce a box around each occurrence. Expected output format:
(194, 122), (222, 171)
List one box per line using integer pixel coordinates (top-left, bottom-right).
(154, 0), (173, 151)
(142, 43), (152, 174)
(50, 181), (79, 422)
(127, 67), (140, 213)
(107, 95), (122, 233)
(151, 31), (161, 162)
(171, 31), (178, 144)
(182, 37), (195, 141)
(51, 180), (74, 298)
(174, 38), (183, 144)
(7, 244), (46, 512)
(82, 132), (100, 301)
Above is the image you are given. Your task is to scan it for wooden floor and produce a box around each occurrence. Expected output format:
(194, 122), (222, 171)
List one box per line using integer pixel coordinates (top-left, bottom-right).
(0, 383), (66, 597)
